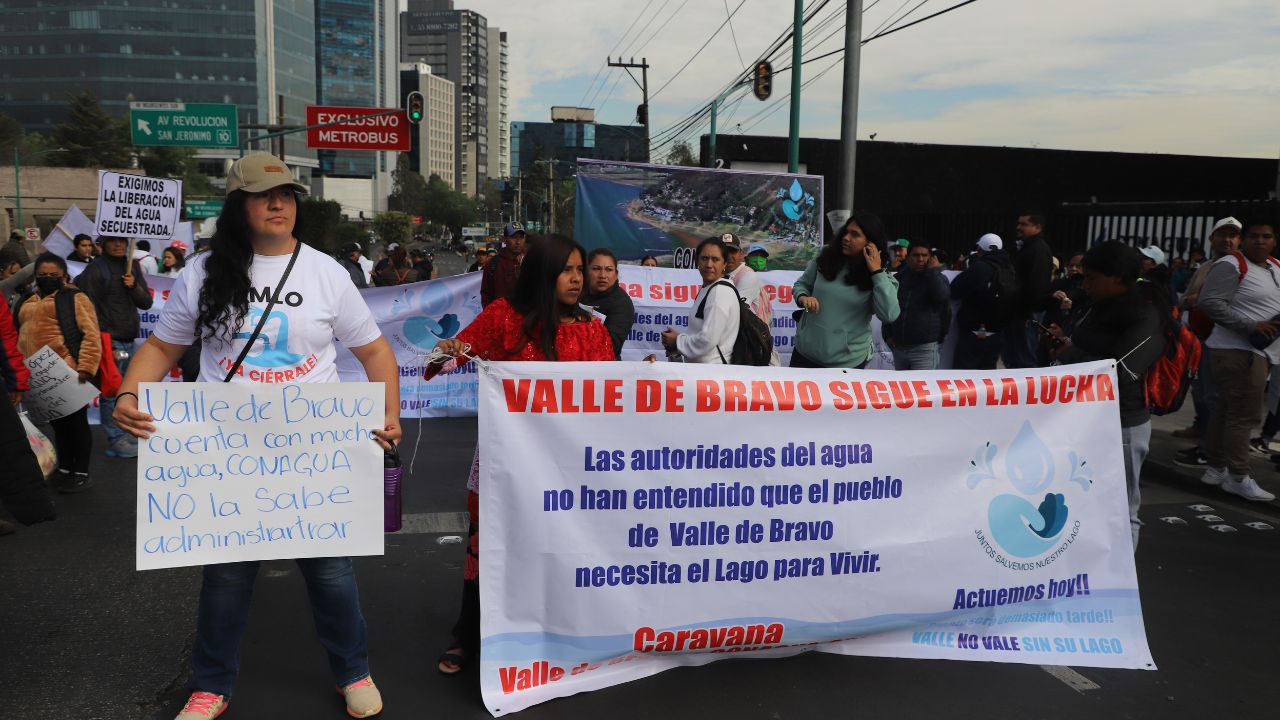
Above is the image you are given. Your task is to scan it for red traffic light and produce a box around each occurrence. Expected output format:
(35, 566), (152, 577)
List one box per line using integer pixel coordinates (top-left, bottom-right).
(753, 61), (773, 101)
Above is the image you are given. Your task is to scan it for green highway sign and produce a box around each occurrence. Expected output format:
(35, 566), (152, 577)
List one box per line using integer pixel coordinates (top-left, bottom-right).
(183, 199), (225, 219)
(130, 102), (238, 148)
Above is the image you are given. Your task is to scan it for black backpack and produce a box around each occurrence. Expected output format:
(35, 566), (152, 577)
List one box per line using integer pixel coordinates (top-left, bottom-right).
(694, 280), (774, 366)
(13, 288), (86, 360)
(979, 260), (1021, 331)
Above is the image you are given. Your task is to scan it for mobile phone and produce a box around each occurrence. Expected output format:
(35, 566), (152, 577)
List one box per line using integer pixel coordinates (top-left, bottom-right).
(1032, 320), (1065, 346)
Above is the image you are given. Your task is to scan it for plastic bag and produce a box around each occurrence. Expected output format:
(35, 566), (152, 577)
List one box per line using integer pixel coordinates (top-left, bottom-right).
(20, 411), (58, 479)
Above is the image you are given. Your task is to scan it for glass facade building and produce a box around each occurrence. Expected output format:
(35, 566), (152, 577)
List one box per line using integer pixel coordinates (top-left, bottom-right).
(315, 0), (390, 178)
(0, 0), (316, 161)
(511, 121), (649, 181)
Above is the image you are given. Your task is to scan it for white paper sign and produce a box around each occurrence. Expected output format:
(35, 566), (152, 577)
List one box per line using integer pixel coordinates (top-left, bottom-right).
(135, 381), (385, 570)
(95, 171), (182, 240)
(43, 204), (97, 259)
(21, 346), (100, 422)
(477, 361), (1154, 715)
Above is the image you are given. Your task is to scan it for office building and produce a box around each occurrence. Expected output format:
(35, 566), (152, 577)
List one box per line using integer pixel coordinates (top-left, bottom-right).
(0, 1), (317, 173)
(401, 0), (506, 195)
(486, 27), (509, 181)
(399, 63), (456, 187)
(511, 108), (649, 180)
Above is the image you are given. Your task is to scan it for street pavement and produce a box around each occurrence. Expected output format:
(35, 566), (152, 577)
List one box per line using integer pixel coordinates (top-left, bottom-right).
(4, 409), (1280, 720)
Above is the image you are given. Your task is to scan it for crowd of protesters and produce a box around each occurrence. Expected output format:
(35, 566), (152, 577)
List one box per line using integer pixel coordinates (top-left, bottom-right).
(4, 179), (1279, 718)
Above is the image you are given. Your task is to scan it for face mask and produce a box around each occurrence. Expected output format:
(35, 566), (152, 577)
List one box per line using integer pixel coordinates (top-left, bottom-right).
(35, 276), (63, 295)
(746, 256), (767, 272)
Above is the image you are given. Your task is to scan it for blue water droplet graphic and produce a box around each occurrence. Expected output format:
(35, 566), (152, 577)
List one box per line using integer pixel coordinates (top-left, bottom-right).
(1005, 420), (1054, 494)
(789, 179), (804, 202)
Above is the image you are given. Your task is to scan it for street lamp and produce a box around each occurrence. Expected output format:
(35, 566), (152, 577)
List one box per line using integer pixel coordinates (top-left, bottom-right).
(12, 147), (67, 233)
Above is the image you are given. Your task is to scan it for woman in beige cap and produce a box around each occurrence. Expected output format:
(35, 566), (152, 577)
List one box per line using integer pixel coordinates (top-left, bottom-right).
(112, 152), (400, 719)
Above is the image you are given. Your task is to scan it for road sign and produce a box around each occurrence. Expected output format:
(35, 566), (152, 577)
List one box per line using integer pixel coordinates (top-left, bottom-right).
(183, 199), (225, 219)
(305, 106), (411, 152)
(130, 102), (238, 148)
(461, 226), (488, 237)
(24, 227), (40, 243)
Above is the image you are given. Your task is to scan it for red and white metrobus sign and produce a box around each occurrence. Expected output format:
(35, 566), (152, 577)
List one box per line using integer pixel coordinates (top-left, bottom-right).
(305, 105), (411, 152)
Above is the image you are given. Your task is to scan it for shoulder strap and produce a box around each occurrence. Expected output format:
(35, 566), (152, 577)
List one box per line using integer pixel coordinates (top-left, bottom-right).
(224, 240), (302, 382)
(695, 280), (740, 319)
(1229, 251), (1249, 280)
(55, 289), (85, 361)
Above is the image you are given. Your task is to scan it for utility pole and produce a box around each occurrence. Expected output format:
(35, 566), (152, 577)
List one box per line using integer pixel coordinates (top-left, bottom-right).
(835, 0), (864, 224)
(547, 159), (555, 233)
(607, 57), (650, 160)
(788, 0), (803, 174)
(516, 175), (523, 223)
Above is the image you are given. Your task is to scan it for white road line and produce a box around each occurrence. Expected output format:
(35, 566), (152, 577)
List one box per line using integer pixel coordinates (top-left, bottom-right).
(1040, 665), (1101, 692)
(395, 512), (470, 535)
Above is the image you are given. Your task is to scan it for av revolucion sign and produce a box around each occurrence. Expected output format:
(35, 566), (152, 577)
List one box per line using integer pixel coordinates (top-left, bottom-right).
(306, 106), (411, 152)
(95, 172), (183, 240)
(130, 102), (238, 148)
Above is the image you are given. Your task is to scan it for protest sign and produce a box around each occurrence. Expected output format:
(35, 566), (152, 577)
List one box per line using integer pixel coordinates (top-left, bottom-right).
(21, 346), (100, 422)
(135, 381), (385, 570)
(95, 171), (182, 240)
(477, 361), (1153, 715)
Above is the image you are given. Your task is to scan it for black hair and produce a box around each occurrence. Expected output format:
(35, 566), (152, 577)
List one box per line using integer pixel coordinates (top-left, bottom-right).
(587, 247), (618, 265)
(163, 246), (187, 270)
(1081, 240), (1141, 286)
(509, 233), (589, 361)
(640, 254), (658, 265)
(817, 211), (889, 291)
(196, 189), (306, 341)
(137, 240), (151, 252)
(33, 252), (68, 275)
(73, 233), (93, 244)
(1244, 217), (1278, 235)
(695, 237), (728, 269)
(907, 241), (932, 255)
(1019, 211), (1047, 230)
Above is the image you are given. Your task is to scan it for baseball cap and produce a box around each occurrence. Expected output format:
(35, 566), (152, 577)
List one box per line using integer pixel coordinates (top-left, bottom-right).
(720, 232), (741, 248)
(895, 238), (910, 248)
(387, 242), (400, 252)
(503, 222), (526, 236)
(1139, 246), (1166, 265)
(340, 242), (362, 255)
(225, 152), (308, 196)
(976, 233), (1003, 252)
(746, 243), (769, 257)
(1212, 217), (1243, 234)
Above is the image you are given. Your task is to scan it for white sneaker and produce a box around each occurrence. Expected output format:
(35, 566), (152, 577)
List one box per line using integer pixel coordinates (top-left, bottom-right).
(1200, 467), (1229, 486)
(1222, 475), (1277, 502)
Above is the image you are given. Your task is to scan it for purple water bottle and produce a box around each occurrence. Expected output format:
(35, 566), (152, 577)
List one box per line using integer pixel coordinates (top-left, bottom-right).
(384, 446), (403, 533)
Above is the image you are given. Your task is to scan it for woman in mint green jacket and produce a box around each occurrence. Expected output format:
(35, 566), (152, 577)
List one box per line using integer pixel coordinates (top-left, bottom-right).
(792, 212), (901, 368)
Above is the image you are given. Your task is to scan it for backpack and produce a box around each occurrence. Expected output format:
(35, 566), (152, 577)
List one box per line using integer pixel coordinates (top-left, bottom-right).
(1187, 251), (1280, 339)
(978, 258), (1021, 330)
(694, 280), (774, 366)
(14, 287), (122, 397)
(1146, 308), (1201, 416)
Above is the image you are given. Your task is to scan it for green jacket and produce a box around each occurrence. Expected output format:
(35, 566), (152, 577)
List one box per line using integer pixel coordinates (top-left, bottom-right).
(793, 260), (900, 367)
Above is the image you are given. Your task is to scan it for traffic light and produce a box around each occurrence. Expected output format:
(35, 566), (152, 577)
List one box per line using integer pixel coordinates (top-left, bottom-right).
(636, 103), (649, 125)
(406, 91), (425, 124)
(753, 61), (773, 101)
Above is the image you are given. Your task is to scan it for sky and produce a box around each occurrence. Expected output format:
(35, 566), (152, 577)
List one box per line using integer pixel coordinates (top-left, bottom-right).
(404, 0), (1280, 161)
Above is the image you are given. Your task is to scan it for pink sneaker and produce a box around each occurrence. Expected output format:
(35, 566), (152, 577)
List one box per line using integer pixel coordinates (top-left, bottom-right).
(337, 676), (383, 718)
(175, 692), (227, 719)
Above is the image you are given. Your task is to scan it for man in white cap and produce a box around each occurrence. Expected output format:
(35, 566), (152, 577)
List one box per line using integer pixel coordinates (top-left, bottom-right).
(949, 233), (1017, 369)
(1172, 217), (1242, 454)
(720, 233), (779, 364)
(1138, 245), (1166, 271)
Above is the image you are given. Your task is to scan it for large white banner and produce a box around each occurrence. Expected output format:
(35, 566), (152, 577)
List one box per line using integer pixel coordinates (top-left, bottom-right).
(134, 381), (385, 570)
(477, 361), (1153, 715)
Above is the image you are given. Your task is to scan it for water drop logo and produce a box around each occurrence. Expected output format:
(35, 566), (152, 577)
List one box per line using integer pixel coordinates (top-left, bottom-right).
(234, 307), (305, 368)
(778, 179), (814, 221)
(969, 421), (1088, 560)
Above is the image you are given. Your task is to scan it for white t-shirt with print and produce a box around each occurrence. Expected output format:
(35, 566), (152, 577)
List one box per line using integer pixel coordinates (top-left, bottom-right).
(154, 243), (382, 383)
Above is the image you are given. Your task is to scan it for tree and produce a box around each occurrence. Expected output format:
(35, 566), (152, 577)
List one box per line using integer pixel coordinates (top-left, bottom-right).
(140, 146), (215, 196)
(0, 111), (52, 164)
(334, 222), (370, 252)
(421, 174), (480, 238)
(297, 197), (342, 253)
(50, 92), (132, 168)
(387, 155), (429, 215)
(665, 140), (698, 167)
(371, 211), (411, 249)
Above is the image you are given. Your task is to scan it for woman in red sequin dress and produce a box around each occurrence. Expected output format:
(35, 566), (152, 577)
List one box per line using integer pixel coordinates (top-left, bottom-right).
(430, 234), (615, 675)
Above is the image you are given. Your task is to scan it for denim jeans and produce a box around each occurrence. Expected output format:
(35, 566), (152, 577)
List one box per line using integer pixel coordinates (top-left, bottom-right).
(891, 342), (939, 371)
(1191, 346), (1215, 434)
(1000, 313), (1044, 369)
(191, 557), (370, 698)
(99, 339), (135, 448)
(1120, 421), (1151, 551)
(953, 330), (1003, 370)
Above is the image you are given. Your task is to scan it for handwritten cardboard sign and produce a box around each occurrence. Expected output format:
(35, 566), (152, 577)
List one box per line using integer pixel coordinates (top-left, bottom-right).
(22, 346), (100, 423)
(135, 382), (385, 570)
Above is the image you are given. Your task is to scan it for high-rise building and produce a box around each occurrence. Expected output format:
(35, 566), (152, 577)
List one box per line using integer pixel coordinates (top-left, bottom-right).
(401, 0), (505, 196)
(400, 63), (456, 188)
(486, 27), (509, 181)
(0, 1), (317, 174)
(511, 108), (649, 181)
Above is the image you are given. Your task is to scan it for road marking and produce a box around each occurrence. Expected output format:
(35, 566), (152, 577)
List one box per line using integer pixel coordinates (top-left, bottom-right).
(1040, 665), (1100, 692)
(395, 512), (469, 535)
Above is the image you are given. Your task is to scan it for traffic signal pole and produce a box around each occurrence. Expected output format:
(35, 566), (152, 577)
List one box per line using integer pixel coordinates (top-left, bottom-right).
(788, 0), (803, 174)
(836, 0), (864, 215)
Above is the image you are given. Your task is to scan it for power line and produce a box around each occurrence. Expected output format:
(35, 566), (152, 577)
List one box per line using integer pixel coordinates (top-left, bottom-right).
(636, 0), (695, 55)
(869, 0), (980, 41)
(578, 0), (656, 107)
(724, 0), (747, 68)
(649, 0), (748, 101)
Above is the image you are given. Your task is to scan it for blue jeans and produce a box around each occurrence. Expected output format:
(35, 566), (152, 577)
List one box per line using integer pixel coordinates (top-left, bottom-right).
(891, 342), (939, 371)
(100, 340), (134, 448)
(191, 557), (370, 698)
(1191, 346), (1215, 434)
(1000, 313), (1044, 369)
